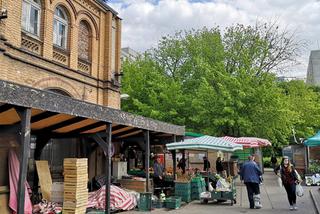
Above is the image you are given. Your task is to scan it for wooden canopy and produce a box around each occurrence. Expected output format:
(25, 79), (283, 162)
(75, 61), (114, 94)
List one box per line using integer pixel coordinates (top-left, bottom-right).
(0, 80), (185, 139)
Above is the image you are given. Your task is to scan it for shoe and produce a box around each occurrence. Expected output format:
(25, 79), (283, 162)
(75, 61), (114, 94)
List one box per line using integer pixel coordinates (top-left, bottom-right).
(289, 205), (294, 210)
(293, 205), (298, 210)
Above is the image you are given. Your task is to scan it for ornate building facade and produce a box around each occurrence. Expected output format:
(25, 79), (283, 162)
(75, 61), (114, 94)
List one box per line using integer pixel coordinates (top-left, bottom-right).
(0, 0), (121, 108)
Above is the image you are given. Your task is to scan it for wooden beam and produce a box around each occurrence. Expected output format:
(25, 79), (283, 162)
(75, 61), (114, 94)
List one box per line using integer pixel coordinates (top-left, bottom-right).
(34, 117), (87, 133)
(0, 103), (13, 114)
(16, 108), (31, 214)
(144, 130), (150, 192)
(67, 121), (106, 134)
(112, 128), (141, 138)
(30, 111), (60, 123)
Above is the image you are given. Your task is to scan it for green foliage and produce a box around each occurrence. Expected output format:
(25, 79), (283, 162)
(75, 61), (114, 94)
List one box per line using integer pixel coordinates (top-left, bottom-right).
(121, 22), (320, 148)
(309, 162), (320, 174)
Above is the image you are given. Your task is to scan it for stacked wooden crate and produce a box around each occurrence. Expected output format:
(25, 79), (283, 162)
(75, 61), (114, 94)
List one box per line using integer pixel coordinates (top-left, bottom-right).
(63, 158), (88, 214)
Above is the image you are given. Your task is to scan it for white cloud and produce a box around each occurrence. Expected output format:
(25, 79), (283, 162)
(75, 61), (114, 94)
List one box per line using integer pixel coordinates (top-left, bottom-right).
(108, 0), (320, 77)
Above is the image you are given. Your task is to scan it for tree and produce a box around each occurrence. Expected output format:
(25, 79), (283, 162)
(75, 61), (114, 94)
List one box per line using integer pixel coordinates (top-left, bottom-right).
(121, 22), (305, 147)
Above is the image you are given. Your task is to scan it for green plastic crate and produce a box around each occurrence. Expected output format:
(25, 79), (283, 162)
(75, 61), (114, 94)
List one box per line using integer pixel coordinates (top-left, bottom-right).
(165, 197), (181, 209)
(139, 192), (152, 211)
(211, 191), (221, 199)
(174, 182), (191, 191)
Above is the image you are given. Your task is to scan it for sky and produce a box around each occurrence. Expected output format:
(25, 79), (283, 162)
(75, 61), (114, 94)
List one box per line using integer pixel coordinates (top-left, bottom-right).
(106, 0), (320, 78)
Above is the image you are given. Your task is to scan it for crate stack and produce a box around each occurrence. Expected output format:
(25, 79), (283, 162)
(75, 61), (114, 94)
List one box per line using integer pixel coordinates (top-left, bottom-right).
(63, 158), (88, 214)
(174, 182), (191, 203)
(191, 177), (204, 200)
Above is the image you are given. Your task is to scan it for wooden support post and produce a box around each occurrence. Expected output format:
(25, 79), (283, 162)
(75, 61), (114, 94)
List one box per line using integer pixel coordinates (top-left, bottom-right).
(144, 130), (150, 192)
(16, 108), (31, 214)
(172, 135), (177, 180)
(105, 123), (112, 214)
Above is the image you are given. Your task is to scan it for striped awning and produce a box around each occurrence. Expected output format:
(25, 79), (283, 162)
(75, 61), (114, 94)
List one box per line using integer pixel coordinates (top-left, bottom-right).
(166, 135), (243, 152)
(222, 136), (271, 148)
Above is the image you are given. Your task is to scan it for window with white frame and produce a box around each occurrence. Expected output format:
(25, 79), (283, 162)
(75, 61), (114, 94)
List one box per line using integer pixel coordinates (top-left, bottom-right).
(21, 0), (41, 36)
(53, 6), (68, 49)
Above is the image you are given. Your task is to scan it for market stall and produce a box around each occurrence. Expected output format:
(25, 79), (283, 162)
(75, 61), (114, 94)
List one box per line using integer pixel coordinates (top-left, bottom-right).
(166, 135), (243, 205)
(222, 136), (271, 172)
(304, 132), (320, 185)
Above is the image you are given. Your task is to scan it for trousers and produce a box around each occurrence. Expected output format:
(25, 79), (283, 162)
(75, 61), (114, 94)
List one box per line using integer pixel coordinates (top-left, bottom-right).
(245, 182), (260, 209)
(283, 183), (296, 205)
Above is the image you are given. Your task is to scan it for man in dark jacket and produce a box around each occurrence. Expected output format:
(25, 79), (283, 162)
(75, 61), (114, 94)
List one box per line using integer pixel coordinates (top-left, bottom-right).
(240, 155), (262, 209)
(203, 156), (211, 171)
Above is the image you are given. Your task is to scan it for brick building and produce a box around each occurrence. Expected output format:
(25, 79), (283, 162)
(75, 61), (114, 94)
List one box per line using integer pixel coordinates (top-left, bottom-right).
(0, 0), (122, 109)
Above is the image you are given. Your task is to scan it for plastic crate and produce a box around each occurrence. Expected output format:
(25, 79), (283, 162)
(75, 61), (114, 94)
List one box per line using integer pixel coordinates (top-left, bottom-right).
(165, 197), (181, 209)
(139, 192), (152, 211)
(211, 191), (221, 199)
(191, 192), (200, 200)
(152, 200), (164, 208)
(174, 182), (191, 191)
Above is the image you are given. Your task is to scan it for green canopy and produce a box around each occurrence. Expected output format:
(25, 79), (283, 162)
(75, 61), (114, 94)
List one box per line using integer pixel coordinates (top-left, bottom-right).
(166, 135), (243, 152)
(304, 131), (320, 147)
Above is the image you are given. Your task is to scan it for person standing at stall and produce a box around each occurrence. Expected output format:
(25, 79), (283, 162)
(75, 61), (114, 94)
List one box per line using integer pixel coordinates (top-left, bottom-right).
(275, 156), (302, 211)
(240, 155), (262, 209)
(153, 156), (164, 188)
(215, 157), (224, 175)
(203, 156), (211, 172)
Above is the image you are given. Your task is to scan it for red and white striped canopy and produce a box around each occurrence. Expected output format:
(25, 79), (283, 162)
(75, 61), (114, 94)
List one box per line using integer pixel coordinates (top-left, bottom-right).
(222, 136), (271, 148)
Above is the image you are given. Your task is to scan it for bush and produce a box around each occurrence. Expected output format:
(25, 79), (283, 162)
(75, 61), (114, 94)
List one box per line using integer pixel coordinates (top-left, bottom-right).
(263, 157), (271, 168)
(309, 163), (320, 174)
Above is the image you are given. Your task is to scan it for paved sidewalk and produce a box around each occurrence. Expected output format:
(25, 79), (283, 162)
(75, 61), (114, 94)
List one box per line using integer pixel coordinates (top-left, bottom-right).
(126, 170), (318, 214)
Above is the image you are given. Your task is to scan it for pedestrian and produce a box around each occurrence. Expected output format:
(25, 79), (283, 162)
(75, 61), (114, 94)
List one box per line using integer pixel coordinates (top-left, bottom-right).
(153, 155), (164, 188)
(275, 156), (302, 211)
(271, 155), (277, 169)
(240, 155), (262, 209)
(177, 157), (186, 174)
(215, 157), (224, 175)
(203, 156), (211, 171)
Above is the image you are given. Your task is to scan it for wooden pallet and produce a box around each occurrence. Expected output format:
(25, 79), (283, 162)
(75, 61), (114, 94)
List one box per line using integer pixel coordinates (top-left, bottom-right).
(63, 158), (88, 214)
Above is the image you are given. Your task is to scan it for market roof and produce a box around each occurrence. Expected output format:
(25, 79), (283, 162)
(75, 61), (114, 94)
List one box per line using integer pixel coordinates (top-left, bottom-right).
(0, 80), (184, 139)
(222, 136), (271, 148)
(166, 135), (243, 152)
(304, 131), (320, 147)
(185, 132), (204, 138)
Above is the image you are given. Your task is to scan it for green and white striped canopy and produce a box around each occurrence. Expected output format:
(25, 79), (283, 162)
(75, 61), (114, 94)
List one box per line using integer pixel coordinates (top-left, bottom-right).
(166, 135), (243, 152)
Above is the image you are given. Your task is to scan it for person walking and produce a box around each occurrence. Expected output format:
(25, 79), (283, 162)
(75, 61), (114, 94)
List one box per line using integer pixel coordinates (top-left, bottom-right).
(275, 156), (302, 211)
(271, 155), (277, 169)
(240, 155), (262, 209)
(215, 157), (224, 175)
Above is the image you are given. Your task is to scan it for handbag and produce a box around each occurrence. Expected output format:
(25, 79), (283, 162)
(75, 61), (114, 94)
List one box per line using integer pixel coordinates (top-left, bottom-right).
(296, 184), (304, 197)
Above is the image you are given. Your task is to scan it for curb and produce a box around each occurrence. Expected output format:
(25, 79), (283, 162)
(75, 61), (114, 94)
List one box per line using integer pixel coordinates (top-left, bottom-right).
(310, 189), (320, 214)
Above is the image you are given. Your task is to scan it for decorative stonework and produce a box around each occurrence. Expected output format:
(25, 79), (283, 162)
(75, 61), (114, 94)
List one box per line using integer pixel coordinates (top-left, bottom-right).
(21, 35), (42, 55)
(78, 59), (91, 74)
(77, 0), (99, 16)
(53, 49), (69, 66)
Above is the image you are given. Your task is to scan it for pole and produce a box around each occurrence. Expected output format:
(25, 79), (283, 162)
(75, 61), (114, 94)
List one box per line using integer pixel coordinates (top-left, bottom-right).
(105, 123), (112, 214)
(173, 135), (177, 180)
(144, 130), (150, 192)
(206, 149), (209, 191)
(17, 108), (31, 214)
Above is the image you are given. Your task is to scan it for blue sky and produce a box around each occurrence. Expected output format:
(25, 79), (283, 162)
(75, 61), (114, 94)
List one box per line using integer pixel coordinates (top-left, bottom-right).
(106, 0), (320, 78)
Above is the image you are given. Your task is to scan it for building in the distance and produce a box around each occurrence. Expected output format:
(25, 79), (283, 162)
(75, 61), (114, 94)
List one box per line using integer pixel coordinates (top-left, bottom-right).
(121, 47), (139, 63)
(0, 0), (122, 109)
(307, 50), (320, 86)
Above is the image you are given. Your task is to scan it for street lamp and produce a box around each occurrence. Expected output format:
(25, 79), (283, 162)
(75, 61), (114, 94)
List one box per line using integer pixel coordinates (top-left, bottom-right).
(120, 94), (130, 100)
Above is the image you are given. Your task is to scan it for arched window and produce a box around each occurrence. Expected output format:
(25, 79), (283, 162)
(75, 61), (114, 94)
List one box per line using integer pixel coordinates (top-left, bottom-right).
(78, 21), (91, 61)
(53, 6), (68, 49)
(21, 0), (41, 36)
